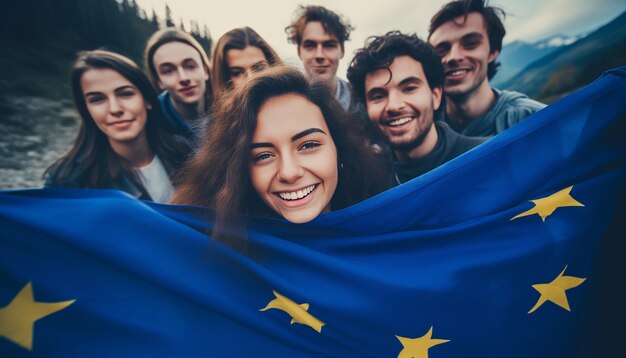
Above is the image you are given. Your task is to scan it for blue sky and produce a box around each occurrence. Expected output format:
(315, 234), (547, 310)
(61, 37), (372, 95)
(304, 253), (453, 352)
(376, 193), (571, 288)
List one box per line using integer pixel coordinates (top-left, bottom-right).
(135, 0), (626, 76)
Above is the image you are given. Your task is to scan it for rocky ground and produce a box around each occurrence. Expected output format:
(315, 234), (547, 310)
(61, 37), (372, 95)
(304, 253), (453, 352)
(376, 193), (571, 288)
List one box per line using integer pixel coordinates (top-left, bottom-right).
(0, 95), (78, 189)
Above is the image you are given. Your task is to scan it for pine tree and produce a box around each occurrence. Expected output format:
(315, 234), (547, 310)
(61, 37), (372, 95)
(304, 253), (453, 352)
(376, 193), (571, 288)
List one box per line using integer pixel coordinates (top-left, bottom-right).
(151, 9), (160, 30)
(190, 20), (200, 35)
(165, 4), (175, 27)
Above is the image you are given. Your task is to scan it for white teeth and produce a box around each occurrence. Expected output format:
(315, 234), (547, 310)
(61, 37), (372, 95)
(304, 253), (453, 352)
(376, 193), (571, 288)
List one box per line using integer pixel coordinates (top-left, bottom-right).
(449, 70), (466, 76)
(278, 185), (316, 201)
(388, 117), (412, 126)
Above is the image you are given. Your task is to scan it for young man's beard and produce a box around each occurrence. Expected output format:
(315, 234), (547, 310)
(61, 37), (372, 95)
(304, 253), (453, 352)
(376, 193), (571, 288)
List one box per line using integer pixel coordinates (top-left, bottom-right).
(387, 129), (430, 153)
(382, 111), (437, 154)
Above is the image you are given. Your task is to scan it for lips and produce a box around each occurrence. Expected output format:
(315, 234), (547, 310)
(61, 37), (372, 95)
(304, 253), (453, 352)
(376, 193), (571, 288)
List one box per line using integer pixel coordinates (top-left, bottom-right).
(444, 67), (471, 80)
(179, 85), (197, 96)
(313, 66), (329, 74)
(108, 119), (134, 128)
(275, 184), (317, 201)
(386, 116), (413, 127)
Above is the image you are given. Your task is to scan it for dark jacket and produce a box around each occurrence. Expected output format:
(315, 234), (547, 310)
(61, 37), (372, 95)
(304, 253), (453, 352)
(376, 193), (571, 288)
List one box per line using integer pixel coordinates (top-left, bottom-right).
(158, 91), (209, 146)
(393, 122), (487, 185)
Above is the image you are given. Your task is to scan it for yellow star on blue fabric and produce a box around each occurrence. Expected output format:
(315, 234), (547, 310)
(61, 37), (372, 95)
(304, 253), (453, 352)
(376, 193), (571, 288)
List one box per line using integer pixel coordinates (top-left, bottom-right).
(528, 266), (586, 314)
(260, 290), (325, 333)
(396, 326), (450, 358)
(0, 282), (75, 350)
(511, 185), (584, 222)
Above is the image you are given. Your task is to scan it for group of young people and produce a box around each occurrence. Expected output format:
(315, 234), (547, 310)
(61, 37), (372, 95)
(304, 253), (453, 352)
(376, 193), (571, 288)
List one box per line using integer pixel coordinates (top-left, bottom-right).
(44, 0), (546, 247)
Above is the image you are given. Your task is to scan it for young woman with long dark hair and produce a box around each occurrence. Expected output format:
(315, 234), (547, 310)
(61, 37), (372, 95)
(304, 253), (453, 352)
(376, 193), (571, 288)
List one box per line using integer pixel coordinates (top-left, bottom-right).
(172, 66), (389, 246)
(44, 50), (190, 203)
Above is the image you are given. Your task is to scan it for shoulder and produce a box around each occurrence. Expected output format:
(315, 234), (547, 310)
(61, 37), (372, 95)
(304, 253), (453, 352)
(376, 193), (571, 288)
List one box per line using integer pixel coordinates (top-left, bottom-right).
(495, 89), (546, 114)
(490, 89), (547, 132)
(438, 121), (487, 153)
(159, 134), (193, 173)
(157, 90), (168, 104)
(43, 160), (85, 189)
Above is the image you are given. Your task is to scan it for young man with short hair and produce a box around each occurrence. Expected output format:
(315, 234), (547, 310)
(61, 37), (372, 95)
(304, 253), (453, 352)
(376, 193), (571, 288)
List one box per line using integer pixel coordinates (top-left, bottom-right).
(348, 32), (486, 184)
(144, 28), (213, 142)
(428, 0), (545, 137)
(285, 5), (353, 110)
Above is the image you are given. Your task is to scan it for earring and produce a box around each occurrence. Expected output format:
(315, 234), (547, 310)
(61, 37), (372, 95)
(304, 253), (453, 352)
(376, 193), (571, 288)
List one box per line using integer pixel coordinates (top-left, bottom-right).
(146, 103), (152, 110)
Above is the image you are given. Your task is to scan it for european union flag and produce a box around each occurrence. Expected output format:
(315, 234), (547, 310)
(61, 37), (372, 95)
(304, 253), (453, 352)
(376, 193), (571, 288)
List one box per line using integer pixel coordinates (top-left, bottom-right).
(1, 68), (625, 357)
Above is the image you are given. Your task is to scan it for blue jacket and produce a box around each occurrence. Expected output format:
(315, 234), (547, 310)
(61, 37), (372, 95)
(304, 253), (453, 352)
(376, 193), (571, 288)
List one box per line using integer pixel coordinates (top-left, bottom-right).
(158, 91), (209, 145)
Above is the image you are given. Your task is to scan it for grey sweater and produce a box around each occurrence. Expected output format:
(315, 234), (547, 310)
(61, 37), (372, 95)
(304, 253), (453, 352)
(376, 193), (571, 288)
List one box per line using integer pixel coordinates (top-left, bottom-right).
(445, 89), (546, 137)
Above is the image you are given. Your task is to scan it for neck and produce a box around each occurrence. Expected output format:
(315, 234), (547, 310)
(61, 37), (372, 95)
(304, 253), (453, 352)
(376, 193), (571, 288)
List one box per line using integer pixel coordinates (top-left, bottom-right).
(394, 123), (439, 162)
(446, 79), (495, 126)
(171, 96), (204, 122)
(109, 132), (154, 168)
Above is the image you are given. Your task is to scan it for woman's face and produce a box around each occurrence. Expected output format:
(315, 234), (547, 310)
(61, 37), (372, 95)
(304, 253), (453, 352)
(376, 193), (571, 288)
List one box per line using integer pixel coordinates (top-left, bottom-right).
(226, 46), (270, 89)
(80, 68), (148, 146)
(250, 94), (338, 223)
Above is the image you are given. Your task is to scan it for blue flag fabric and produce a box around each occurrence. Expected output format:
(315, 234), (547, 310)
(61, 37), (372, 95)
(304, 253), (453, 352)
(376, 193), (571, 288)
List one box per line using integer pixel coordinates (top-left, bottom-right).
(1, 68), (625, 357)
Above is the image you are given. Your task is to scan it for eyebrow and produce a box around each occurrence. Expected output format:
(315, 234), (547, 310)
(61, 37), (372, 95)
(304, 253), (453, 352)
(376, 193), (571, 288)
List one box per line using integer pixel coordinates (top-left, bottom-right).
(158, 58), (196, 69)
(250, 128), (327, 149)
(461, 32), (484, 41)
(292, 127), (326, 141)
(398, 76), (423, 87)
(366, 75), (423, 97)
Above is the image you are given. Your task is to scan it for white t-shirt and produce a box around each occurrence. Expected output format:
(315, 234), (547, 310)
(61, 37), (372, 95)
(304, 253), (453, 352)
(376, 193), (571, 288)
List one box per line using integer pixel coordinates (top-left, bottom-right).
(136, 155), (174, 203)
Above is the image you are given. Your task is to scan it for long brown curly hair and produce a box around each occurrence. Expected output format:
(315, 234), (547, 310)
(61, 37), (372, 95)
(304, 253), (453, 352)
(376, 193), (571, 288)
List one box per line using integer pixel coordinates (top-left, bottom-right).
(172, 66), (389, 248)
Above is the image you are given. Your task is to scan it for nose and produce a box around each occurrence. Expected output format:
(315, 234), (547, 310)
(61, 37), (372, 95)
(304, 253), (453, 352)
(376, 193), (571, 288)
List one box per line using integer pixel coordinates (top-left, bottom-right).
(108, 96), (124, 117)
(446, 43), (463, 64)
(177, 67), (190, 83)
(386, 90), (405, 114)
(277, 153), (304, 183)
(314, 44), (324, 60)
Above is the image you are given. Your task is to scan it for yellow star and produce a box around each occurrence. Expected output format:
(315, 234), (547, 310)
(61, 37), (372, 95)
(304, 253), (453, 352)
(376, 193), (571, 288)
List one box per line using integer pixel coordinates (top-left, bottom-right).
(0, 282), (75, 350)
(260, 290), (325, 333)
(396, 326), (450, 358)
(528, 266), (586, 314)
(511, 185), (584, 222)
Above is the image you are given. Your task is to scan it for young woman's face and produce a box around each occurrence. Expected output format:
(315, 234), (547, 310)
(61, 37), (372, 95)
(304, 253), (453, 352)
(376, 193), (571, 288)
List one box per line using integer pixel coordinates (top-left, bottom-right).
(225, 46), (269, 89)
(80, 68), (148, 146)
(250, 94), (338, 223)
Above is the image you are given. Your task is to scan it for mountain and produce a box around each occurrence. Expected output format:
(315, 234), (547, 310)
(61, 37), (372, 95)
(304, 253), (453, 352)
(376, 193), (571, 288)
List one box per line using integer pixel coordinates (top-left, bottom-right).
(492, 34), (585, 88)
(500, 10), (626, 103)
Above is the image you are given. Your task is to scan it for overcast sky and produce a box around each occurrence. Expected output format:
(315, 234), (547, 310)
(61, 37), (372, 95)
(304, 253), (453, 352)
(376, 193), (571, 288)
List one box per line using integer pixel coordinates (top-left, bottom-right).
(135, 0), (625, 77)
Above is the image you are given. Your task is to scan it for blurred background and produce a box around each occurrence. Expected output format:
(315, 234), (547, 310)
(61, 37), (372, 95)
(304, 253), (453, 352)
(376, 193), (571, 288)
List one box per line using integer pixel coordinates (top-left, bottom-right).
(1, 0), (625, 189)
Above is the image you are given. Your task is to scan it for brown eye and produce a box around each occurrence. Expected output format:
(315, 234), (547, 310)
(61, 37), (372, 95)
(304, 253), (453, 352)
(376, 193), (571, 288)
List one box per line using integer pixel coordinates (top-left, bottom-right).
(252, 152), (273, 162)
(298, 141), (321, 151)
(252, 63), (269, 73)
(230, 69), (244, 78)
(86, 95), (105, 104)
